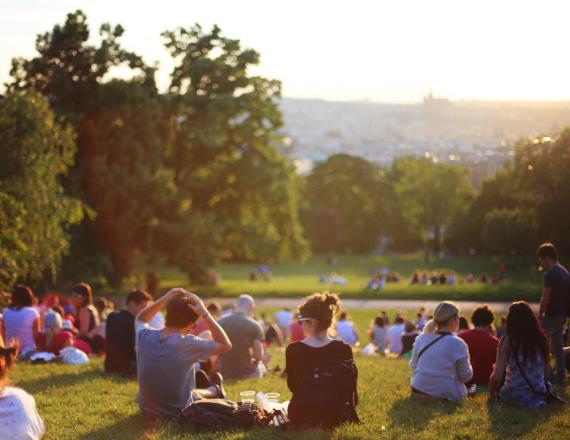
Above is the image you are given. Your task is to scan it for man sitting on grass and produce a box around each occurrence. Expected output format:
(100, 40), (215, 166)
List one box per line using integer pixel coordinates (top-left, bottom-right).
(218, 294), (269, 379)
(459, 305), (498, 386)
(105, 289), (153, 377)
(135, 288), (232, 418)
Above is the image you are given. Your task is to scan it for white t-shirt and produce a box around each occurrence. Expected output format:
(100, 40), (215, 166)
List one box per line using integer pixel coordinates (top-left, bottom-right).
(274, 310), (293, 328)
(3, 307), (40, 352)
(0, 387), (45, 440)
(148, 312), (165, 330)
(387, 323), (405, 354)
(336, 320), (358, 346)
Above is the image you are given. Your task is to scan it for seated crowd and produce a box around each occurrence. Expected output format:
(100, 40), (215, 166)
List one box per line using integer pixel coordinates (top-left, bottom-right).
(0, 243), (568, 437)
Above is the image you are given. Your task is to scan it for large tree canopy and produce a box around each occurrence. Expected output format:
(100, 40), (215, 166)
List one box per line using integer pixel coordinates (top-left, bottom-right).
(0, 92), (83, 290)
(302, 154), (389, 253)
(159, 24), (308, 280)
(391, 156), (473, 256)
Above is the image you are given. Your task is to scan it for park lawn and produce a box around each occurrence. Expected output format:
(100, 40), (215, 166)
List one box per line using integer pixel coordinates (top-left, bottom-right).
(139, 254), (543, 302)
(11, 354), (570, 439)
(10, 309), (570, 440)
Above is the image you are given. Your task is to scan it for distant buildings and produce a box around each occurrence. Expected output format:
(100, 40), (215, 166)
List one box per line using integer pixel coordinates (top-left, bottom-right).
(279, 97), (570, 186)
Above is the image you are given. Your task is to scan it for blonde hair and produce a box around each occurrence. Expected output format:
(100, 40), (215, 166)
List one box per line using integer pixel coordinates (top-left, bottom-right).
(432, 301), (460, 330)
(423, 319), (437, 334)
(44, 311), (63, 350)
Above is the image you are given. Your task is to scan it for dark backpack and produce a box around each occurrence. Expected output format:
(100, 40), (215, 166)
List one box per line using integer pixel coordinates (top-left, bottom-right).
(178, 399), (275, 431)
(288, 358), (360, 429)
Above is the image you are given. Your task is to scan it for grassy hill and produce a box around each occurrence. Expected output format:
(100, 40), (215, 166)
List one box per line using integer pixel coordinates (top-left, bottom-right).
(135, 254), (543, 302)
(10, 308), (569, 439)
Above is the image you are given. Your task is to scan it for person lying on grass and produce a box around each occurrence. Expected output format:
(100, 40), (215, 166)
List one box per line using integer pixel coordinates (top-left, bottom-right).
(135, 288), (232, 419)
(409, 301), (473, 401)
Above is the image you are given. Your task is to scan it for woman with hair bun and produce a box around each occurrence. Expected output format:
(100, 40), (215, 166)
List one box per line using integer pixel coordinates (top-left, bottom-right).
(0, 338), (45, 439)
(286, 292), (359, 429)
(409, 301), (473, 401)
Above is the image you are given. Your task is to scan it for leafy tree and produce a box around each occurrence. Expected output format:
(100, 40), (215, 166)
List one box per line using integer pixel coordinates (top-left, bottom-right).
(77, 80), (177, 278)
(7, 11), (163, 282)
(0, 92), (83, 290)
(391, 156), (473, 257)
(7, 10), (152, 119)
(303, 154), (389, 253)
(481, 208), (539, 253)
(160, 24), (308, 281)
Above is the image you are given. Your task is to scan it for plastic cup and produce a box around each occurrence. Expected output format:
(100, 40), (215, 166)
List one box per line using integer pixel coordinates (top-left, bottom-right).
(240, 391), (255, 403)
(265, 392), (280, 403)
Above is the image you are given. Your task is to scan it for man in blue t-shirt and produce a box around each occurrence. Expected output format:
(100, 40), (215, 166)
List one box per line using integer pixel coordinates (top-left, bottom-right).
(537, 242), (569, 385)
(135, 288), (232, 418)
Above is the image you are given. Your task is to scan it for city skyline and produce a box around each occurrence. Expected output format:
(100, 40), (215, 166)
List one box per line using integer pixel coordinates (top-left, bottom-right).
(2, 0), (570, 103)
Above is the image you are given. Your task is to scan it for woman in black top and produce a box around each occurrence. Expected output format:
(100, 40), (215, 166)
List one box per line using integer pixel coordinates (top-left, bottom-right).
(286, 292), (358, 429)
(71, 282), (102, 353)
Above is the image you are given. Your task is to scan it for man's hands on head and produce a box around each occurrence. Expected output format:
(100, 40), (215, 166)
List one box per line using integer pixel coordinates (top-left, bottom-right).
(182, 290), (209, 318)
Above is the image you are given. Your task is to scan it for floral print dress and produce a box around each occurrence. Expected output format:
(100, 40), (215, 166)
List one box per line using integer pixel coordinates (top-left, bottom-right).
(499, 352), (547, 408)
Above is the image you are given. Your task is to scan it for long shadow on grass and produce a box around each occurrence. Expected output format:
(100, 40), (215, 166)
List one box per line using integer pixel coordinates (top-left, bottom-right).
(486, 398), (563, 439)
(77, 413), (151, 440)
(388, 397), (459, 433)
(14, 369), (131, 395)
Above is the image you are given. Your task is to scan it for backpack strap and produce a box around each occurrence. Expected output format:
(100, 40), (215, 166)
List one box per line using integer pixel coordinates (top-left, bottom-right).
(514, 355), (547, 398)
(417, 333), (450, 361)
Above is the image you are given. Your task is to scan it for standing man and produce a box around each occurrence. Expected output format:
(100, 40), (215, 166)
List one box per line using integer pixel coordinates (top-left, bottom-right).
(537, 242), (569, 385)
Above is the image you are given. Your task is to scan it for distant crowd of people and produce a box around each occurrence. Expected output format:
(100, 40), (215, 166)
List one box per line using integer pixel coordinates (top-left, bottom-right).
(410, 266), (505, 286)
(0, 242), (568, 438)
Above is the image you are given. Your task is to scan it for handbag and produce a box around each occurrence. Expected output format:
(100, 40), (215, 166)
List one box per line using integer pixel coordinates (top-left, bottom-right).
(514, 356), (565, 405)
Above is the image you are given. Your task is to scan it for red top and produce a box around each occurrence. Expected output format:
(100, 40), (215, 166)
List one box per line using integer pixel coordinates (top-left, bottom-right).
(290, 322), (304, 343)
(459, 328), (499, 385)
(35, 331), (74, 354)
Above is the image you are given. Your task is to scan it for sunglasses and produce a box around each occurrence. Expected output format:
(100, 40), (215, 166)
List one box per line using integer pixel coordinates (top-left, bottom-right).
(297, 315), (313, 324)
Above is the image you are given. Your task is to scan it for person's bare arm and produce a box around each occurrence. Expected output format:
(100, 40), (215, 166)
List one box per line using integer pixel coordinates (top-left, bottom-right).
(538, 287), (551, 319)
(252, 339), (263, 362)
(184, 292), (232, 356)
(78, 308), (91, 336)
(490, 336), (509, 397)
(32, 318), (40, 341)
(136, 288), (183, 323)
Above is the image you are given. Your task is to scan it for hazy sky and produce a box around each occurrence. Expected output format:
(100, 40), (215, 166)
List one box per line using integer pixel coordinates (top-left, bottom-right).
(1, 0), (570, 103)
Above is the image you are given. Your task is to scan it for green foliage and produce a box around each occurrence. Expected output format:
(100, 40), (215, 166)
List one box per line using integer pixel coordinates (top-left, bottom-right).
(160, 24), (309, 281)
(448, 130), (570, 254)
(391, 156), (473, 254)
(481, 208), (539, 254)
(303, 154), (389, 253)
(77, 80), (177, 278)
(0, 92), (83, 290)
(7, 12), (308, 285)
(8, 10), (153, 118)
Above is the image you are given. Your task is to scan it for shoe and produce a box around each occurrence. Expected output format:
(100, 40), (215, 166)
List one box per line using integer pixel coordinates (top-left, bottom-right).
(211, 372), (226, 399)
(195, 369), (212, 389)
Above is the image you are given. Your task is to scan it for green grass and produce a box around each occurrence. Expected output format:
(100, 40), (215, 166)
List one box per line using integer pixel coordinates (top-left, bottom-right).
(10, 310), (570, 439)
(138, 254), (544, 302)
